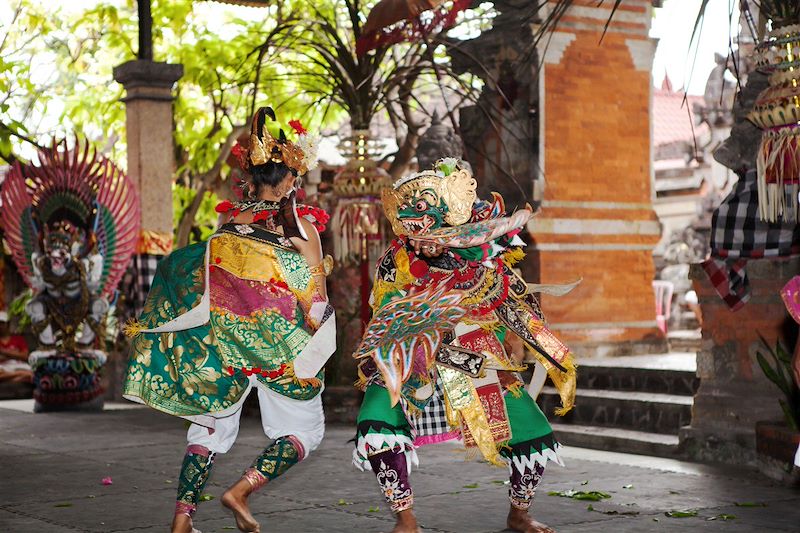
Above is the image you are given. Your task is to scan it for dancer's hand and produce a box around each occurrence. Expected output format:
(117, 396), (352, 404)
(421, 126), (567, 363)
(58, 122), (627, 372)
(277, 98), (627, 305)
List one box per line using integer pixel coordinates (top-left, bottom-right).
(410, 239), (444, 258)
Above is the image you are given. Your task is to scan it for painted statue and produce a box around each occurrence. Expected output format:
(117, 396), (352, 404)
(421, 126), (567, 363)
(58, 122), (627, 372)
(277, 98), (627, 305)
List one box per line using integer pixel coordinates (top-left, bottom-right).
(0, 140), (140, 410)
(353, 158), (576, 533)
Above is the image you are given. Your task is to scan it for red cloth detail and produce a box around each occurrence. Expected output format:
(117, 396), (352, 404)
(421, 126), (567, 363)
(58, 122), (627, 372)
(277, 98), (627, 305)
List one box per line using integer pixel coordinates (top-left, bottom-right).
(0, 335), (28, 354)
(215, 200), (234, 213)
(409, 257), (429, 278)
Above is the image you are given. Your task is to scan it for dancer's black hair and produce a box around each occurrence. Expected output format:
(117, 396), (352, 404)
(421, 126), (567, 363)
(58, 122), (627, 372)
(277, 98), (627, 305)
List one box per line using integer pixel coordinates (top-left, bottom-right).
(250, 160), (296, 193)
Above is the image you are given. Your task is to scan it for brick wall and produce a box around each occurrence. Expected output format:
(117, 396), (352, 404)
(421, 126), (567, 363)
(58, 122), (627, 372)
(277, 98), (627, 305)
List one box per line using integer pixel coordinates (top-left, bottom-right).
(681, 258), (796, 465)
(532, 0), (664, 353)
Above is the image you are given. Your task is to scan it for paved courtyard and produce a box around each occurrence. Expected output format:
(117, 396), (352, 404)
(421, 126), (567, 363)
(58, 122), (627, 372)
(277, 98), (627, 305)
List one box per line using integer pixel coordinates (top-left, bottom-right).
(0, 401), (798, 532)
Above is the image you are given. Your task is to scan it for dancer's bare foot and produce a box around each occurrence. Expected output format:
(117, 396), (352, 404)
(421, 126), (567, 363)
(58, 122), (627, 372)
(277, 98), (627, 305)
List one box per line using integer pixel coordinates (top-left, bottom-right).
(222, 478), (260, 532)
(507, 506), (555, 533)
(170, 513), (200, 533)
(391, 509), (422, 533)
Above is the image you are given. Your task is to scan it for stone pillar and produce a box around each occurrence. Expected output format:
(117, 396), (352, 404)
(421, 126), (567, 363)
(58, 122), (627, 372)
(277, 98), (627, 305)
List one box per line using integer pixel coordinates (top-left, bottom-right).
(532, 0), (664, 355)
(681, 258), (795, 465)
(113, 60), (183, 258)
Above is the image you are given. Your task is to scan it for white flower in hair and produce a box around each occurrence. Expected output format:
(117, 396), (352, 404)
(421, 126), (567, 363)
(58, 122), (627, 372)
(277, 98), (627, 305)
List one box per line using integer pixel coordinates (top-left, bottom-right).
(288, 119), (319, 172)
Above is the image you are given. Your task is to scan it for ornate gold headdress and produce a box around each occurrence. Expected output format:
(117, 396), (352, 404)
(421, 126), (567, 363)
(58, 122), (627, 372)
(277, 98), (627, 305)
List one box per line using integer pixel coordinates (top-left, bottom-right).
(247, 107), (318, 175)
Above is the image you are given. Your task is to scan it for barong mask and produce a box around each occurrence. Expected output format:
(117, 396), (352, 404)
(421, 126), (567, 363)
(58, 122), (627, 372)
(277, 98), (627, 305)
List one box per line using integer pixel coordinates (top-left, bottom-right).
(382, 158), (477, 237)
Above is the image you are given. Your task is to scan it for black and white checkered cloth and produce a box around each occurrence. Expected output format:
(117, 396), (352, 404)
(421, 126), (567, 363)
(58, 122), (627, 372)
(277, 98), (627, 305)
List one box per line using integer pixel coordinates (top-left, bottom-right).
(414, 379), (451, 437)
(703, 169), (800, 310)
(132, 254), (163, 316)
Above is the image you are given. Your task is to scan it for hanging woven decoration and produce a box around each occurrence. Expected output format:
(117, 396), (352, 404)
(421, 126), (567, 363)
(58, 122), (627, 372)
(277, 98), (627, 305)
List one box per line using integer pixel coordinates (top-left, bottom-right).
(748, 23), (800, 222)
(332, 131), (392, 263)
(332, 131), (392, 328)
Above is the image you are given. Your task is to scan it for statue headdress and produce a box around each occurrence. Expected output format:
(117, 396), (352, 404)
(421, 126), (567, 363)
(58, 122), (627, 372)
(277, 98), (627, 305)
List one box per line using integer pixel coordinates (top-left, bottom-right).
(244, 106), (319, 175)
(0, 139), (140, 298)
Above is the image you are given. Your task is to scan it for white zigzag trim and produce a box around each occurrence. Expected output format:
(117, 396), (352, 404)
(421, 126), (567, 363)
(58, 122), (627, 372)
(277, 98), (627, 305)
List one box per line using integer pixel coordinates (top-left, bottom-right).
(507, 442), (564, 475)
(352, 433), (420, 474)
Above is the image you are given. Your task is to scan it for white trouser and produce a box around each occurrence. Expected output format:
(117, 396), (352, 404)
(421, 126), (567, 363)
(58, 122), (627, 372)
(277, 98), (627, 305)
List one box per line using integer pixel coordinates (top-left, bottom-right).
(187, 379), (325, 456)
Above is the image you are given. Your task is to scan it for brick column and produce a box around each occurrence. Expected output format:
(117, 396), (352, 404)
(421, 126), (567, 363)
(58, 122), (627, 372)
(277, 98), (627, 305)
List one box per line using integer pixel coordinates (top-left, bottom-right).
(532, 0), (664, 355)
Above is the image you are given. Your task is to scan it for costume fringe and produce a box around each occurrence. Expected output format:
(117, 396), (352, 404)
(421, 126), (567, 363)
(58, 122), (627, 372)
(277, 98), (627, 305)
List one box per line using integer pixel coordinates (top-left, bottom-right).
(477, 321), (505, 333)
(501, 248), (525, 267)
(547, 355), (577, 416)
(458, 399), (506, 467)
(122, 318), (144, 338)
(505, 382), (524, 398)
(297, 377), (322, 389)
(756, 127), (800, 223)
(354, 364), (369, 391)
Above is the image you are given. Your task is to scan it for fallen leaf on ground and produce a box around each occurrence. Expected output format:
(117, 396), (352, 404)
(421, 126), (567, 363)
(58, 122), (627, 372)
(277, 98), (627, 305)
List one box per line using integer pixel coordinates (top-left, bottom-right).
(734, 502), (767, 507)
(580, 480), (589, 485)
(338, 499), (353, 506)
(707, 514), (736, 521)
(199, 494), (214, 502)
(587, 504), (638, 516)
(665, 509), (698, 518)
(101, 477), (113, 486)
(622, 484), (633, 489)
(368, 506), (380, 512)
(54, 503), (73, 508)
(463, 483), (479, 489)
(548, 490), (611, 501)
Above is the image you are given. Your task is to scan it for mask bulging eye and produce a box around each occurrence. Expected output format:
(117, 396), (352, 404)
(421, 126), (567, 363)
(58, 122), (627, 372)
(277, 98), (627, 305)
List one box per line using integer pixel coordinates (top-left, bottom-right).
(415, 200), (428, 212)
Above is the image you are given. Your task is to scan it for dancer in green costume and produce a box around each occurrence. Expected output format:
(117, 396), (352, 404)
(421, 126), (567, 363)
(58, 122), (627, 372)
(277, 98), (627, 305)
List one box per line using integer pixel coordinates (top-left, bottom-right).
(353, 159), (577, 533)
(124, 107), (335, 533)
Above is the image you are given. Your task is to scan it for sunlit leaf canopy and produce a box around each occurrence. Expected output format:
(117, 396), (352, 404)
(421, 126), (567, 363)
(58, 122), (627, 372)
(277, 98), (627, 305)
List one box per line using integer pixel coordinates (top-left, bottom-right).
(0, 0), (495, 246)
(0, 0), (492, 169)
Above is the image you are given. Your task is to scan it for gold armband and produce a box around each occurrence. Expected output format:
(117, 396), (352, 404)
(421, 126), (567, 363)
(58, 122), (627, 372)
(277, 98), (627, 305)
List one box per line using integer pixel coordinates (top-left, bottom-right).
(309, 255), (335, 277)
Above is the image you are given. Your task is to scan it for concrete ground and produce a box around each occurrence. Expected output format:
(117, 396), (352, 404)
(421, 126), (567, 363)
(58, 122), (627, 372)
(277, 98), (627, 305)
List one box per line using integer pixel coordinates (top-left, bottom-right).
(0, 401), (798, 533)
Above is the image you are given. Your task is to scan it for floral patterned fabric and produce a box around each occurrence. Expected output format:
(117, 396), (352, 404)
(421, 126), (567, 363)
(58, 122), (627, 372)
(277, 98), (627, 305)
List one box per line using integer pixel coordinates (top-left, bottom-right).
(124, 225), (324, 426)
(508, 460), (546, 510)
(368, 449), (414, 513)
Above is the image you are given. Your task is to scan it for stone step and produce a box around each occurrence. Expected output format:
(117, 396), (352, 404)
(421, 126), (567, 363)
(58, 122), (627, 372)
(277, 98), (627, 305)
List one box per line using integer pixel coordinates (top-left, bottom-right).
(537, 386), (693, 435)
(574, 352), (699, 395)
(667, 329), (703, 352)
(551, 422), (681, 457)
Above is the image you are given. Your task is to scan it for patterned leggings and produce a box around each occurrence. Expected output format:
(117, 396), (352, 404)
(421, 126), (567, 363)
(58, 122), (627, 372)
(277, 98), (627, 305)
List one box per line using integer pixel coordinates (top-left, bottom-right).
(357, 384), (558, 512)
(175, 436), (304, 516)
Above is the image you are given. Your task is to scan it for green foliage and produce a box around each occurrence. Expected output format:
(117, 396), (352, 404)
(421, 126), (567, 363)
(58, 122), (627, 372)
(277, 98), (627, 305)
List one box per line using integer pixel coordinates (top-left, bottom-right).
(172, 184), (220, 244)
(755, 335), (800, 431)
(1, 0), (322, 171)
(7, 288), (32, 332)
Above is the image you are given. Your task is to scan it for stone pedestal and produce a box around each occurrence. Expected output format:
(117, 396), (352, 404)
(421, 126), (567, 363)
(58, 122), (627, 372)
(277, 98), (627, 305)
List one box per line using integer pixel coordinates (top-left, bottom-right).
(532, 1), (664, 355)
(113, 60), (183, 256)
(681, 257), (797, 465)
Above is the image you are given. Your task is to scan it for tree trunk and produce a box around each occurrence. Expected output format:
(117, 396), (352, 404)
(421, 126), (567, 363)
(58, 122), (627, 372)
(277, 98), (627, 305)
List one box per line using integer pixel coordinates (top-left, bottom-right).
(175, 126), (246, 248)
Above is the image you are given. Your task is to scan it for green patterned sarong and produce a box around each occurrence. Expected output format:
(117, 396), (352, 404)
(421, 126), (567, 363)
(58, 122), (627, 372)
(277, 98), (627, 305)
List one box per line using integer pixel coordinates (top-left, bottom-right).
(124, 226), (324, 427)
